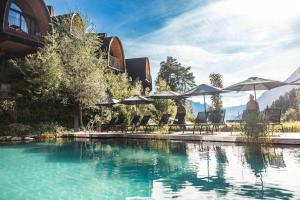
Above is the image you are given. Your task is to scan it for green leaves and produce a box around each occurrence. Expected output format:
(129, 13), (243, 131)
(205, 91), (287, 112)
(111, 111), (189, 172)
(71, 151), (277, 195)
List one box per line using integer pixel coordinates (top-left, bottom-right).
(157, 56), (196, 93)
(209, 73), (223, 112)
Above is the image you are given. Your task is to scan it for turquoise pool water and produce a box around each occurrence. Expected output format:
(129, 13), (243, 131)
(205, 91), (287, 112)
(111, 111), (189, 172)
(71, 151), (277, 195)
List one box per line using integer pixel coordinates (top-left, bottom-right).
(1, 139), (300, 200)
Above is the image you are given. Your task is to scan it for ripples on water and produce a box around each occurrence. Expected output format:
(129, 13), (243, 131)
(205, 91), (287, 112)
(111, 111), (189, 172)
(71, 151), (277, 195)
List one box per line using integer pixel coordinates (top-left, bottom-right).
(0, 139), (300, 200)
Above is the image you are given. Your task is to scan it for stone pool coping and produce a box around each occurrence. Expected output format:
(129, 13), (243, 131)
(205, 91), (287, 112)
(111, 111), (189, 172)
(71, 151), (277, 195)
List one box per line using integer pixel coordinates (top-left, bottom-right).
(62, 131), (300, 145)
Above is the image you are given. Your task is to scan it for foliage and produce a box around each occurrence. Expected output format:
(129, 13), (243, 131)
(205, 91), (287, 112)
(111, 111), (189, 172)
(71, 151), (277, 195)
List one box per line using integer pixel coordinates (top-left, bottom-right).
(209, 73), (224, 122)
(2, 122), (66, 136)
(282, 108), (298, 122)
(105, 71), (141, 100)
(152, 78), (177, 121)
(157, 56), (196, 93)
(8, 16), (108, 131)
(5, 123), (33, 136)
(271, 88), (300, 121)
(8, 33), (63, 100)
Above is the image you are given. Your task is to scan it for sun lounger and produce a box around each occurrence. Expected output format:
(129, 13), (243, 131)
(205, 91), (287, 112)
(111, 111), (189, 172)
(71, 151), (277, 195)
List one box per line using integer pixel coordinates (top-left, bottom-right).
(137, 115), (151, 133)
(169, 113), (186, 133)
(147, 113), (171, 132)
(109, 114), (126, 132)
(185, 112), (210, 134)
(125, 115), (141, 133)
(210, 109), (226, 133)
(101, 116), (117, 131)
(261, 108), (284, 134)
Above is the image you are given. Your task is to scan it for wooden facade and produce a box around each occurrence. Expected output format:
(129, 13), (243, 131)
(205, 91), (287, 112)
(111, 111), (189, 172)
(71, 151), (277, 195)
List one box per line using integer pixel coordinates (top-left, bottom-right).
(102, 36), (126, 72)
(0, 0), (50, 55)
(126, 57), (152, 91)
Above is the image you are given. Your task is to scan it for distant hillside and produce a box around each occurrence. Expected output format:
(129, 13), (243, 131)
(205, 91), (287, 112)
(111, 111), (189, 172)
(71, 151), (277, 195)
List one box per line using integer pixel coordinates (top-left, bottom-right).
(257, 67), (300, 110)
(191, 101), (245, 120)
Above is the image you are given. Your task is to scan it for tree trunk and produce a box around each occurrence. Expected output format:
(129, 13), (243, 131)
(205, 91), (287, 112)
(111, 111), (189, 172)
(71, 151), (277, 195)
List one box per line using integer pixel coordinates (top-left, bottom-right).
(74, 102), (83, 132)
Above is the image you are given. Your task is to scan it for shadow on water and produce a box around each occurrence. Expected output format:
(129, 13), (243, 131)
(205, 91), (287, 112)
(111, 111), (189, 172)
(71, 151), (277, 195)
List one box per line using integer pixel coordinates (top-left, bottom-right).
(19, 138), (296, 199)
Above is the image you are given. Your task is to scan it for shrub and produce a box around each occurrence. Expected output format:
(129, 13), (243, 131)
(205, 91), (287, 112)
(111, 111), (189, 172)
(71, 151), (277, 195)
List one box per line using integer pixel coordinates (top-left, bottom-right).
(6, 123), (33, 136)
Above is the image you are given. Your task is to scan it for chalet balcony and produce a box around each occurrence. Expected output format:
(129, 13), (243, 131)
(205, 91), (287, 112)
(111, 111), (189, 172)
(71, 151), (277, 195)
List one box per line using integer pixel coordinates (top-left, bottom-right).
(146, 73), (152, 83)
(108, 55), (123, 72)
(7, 11), (40, 37)
(0, 2), (48, 54)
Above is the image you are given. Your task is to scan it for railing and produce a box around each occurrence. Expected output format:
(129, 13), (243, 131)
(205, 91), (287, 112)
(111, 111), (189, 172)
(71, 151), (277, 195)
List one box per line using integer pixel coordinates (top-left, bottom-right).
(7, 9), (39, 36)
(108, 55), (123, 71)
(146, 73), (152, 83)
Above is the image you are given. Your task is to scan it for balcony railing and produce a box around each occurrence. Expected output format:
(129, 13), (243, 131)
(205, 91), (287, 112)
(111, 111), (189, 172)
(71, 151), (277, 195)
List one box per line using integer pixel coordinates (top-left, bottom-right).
(146, 74), (152, 83)
(108, 55), (123, 71)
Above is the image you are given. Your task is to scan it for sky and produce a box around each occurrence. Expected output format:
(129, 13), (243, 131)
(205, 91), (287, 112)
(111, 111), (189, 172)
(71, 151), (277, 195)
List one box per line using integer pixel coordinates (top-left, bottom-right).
(45, 0), (300, 107)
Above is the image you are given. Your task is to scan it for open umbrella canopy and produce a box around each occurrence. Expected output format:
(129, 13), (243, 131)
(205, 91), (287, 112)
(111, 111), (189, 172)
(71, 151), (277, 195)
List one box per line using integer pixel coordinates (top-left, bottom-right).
(96, 98), (120, 107)
(120, 95), (153, 105)
(224, 77), (286, 100)
(288, 79), (300, 85)
(180, 84), (225, 116)
(224, 77), (286, 92)
(181, 84), (224, 97)
(149, 91), (180, 99)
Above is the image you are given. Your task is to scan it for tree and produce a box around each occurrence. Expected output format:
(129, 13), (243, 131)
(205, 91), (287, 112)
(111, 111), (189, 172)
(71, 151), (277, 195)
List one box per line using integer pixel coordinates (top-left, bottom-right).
(10, 17), (108, 131)
(153, 78), (176, 120)
(57, 18), (108, 131)
(157, 56), (196, 93)
(209, 73), (223, 122)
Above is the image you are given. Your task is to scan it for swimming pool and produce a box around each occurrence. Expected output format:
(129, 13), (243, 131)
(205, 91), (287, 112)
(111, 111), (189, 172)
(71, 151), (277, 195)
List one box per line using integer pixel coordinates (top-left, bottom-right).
(0, 139), (300, 199)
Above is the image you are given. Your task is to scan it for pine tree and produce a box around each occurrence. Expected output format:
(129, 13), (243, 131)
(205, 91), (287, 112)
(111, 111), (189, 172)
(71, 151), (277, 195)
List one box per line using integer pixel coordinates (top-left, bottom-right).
(156, 56), (195, 93)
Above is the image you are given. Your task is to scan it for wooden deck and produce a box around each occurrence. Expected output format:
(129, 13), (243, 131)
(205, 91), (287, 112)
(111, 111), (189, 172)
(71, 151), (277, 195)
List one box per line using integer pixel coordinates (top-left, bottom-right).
(63, 131), (300, 145)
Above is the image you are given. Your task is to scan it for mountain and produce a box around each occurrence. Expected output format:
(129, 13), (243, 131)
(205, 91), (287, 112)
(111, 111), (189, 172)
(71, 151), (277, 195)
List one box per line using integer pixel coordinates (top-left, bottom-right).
(257, 67), (300, 110)
(190, 101), (245, 120)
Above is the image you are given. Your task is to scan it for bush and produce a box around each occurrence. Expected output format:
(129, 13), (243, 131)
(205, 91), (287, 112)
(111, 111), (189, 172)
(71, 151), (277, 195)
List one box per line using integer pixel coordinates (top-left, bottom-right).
(2, 122), (66, 136)
(6, 123), (33, 136)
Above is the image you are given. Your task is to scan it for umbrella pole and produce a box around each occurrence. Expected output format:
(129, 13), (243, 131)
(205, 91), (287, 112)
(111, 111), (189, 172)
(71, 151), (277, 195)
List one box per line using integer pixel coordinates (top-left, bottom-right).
(204, 95), (207, 117)
(254, 85), (257, 100)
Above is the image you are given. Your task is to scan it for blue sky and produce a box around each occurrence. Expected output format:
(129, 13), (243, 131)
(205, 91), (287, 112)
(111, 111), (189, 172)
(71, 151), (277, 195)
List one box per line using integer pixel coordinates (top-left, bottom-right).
(45, 0), (300, 106)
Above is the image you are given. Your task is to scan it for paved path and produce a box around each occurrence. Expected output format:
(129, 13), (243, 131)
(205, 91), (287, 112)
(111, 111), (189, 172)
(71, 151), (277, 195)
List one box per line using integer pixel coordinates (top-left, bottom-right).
(63, 131), (300, 145)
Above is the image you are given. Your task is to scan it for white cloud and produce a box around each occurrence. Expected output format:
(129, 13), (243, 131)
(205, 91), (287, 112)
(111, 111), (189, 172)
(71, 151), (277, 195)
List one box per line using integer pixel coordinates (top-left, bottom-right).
(124, 0), (300, 106)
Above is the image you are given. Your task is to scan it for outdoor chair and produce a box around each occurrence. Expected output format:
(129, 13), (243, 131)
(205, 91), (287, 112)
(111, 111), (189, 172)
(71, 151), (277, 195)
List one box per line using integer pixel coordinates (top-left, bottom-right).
(125, 115), (141, 133)
(261, 108), (284, 134)
(137, 115), (152, 133)
(101, 116), (117, 131)
(210, 109), (227, 133)
(169, 113), (186, 133)
(147, 113), (171, 132)
(188, 112), (210, 134)
(109, 114), (126, 132)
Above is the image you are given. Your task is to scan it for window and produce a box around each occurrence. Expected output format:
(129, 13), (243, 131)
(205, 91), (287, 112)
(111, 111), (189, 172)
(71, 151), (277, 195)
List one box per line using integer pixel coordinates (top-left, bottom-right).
(7, 2), (37, 34)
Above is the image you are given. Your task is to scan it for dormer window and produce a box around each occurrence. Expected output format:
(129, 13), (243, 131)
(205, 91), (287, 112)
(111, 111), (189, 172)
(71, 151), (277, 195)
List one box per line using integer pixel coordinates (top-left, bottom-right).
(7, 2), (38, 35)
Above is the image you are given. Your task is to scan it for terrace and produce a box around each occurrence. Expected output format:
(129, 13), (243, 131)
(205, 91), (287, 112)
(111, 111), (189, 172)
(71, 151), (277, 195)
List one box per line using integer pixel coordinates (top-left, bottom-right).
(0, 0), (50, 54)
(108, 54), (123, 71)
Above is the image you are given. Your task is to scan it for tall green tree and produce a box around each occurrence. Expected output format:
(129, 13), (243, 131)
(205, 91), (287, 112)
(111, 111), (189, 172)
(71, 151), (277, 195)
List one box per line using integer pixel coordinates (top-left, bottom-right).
(10, 17), (108, 131)
(209, 73), (223, 112)
(153, 78), (176, 120)
(157, 56), (196, 93)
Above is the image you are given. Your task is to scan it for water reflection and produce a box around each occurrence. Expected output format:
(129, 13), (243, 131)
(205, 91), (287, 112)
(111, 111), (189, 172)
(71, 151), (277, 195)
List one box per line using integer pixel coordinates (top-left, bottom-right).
(21, 139), (299, 199)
